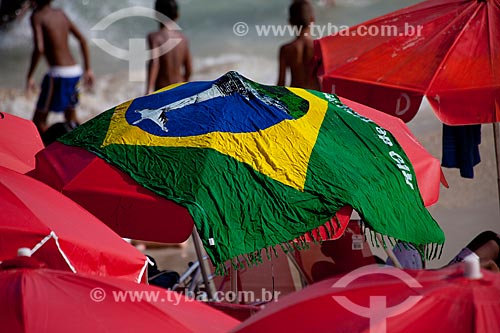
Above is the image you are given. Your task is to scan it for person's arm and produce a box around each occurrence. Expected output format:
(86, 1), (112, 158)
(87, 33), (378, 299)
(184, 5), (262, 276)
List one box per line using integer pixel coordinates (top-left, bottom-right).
(26, 14), (43, 94)
(146, 34), (160, 94)
(277, 45), (287, 86)
(182, 40), (192, 82)
(68, 15), (94, 89)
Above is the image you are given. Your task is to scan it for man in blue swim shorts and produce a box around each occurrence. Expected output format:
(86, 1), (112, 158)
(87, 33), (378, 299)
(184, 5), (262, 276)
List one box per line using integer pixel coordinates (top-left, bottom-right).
(26, 0), (94, 134)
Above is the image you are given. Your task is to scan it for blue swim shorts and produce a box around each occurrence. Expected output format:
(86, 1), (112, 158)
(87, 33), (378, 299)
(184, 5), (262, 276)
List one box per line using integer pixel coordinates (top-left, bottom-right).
(36, 66), (82, 113)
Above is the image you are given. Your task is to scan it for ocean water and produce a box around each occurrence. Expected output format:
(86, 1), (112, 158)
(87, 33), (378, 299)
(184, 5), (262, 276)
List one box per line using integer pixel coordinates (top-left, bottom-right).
(0, 0), (422, 120)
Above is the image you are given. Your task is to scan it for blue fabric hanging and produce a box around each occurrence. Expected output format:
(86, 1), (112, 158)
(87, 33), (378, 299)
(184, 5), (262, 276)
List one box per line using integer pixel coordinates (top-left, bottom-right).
(441, 124), (481, 178)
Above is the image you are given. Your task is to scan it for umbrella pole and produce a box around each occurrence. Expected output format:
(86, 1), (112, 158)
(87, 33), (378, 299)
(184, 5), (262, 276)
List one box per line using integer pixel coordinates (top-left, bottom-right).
(494, 122), (500, 211)
(230, 266), (239, 304)
(191, 229), (217, 301)
(376, 234), (402, 269)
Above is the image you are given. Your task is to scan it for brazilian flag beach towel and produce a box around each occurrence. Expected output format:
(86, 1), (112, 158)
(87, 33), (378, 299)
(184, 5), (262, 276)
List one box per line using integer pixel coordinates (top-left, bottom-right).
(60, 71), (444, 271)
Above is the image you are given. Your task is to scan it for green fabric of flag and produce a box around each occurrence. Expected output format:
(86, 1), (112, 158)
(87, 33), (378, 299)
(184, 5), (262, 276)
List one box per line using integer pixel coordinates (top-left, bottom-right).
(59, 71), (444, 272)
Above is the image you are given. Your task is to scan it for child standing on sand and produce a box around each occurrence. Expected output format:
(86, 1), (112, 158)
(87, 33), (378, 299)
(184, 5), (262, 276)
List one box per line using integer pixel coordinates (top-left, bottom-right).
(277, 0), (320, 90)
(26, 0), (94, 134)
(146, 0), (192, 94)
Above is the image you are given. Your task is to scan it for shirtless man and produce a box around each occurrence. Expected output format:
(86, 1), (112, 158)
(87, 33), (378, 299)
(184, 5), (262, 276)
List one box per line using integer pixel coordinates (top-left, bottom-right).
(277, 0), (320, 90)
(26, 0), (94, 134)
(146, 0), (192, 94)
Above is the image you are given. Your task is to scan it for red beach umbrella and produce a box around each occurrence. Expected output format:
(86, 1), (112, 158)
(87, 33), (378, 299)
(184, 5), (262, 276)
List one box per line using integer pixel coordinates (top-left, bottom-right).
(0, 165), (148, 282)
(231, 261), (500, 333)
(28, 142), (194, 244)
(0, 111), (44, 173)
(0, 261), (240, 333)
(315, 0), (500, 125)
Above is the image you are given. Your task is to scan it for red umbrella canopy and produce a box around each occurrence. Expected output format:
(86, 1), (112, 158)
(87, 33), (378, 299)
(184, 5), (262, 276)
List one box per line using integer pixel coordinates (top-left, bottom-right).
(0, 165), (148, 282)
(315, 0), (500, 125)
(0, 112), (44, 173)
(28, 142), (194, 244)
(0, 263), (240, 333)
(232, 262), (500, 333)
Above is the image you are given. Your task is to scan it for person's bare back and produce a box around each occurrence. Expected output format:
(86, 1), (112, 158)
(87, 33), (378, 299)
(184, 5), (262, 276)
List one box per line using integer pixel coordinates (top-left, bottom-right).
(277, 1), (319, 90)
(31, 7), (75, 67)
(278, 35), (318, 90)
(147, 27), (191, 92)
(146, 0), (192, 94)
(27, 3), (92, 84)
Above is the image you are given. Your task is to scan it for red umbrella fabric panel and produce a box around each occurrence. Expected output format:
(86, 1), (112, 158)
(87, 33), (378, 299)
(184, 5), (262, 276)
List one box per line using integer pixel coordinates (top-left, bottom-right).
(0, 112), (44, 173)
(315, 0), (500, 125)
(0, 165), (148, 282)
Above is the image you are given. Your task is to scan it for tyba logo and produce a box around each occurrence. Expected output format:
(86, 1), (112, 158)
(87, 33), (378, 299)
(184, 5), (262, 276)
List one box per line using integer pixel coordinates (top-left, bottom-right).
(331, 264), (423, 333)
(91, 7), (182, 82)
